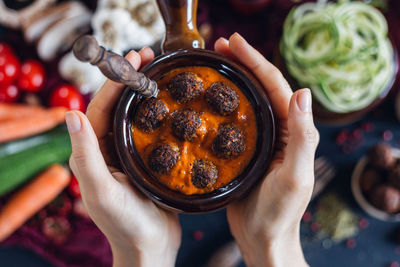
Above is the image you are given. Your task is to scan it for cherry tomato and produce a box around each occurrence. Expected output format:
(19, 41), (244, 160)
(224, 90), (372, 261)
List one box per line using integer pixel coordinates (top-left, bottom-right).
(68, 175), (81, 198)
(0, 53), (21, 86)
(0, 84), (20, 102)
(17, 60), (46, 92)
(0, 43), (14, 56)
(49, 84), (85, 112)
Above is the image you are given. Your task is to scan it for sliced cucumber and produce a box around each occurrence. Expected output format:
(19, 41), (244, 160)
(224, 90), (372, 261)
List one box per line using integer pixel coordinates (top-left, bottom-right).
(280, 0), (395, 113)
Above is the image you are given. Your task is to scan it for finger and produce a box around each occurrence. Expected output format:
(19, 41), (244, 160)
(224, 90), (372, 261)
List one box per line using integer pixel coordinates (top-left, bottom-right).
(66, 111), (115, 193)
(87, 50), (142, 138)
(214, 37), (235, 59)
(283, 89), (319, 192)
(139, 46), (155, 67)
(228, 33), (292, 120)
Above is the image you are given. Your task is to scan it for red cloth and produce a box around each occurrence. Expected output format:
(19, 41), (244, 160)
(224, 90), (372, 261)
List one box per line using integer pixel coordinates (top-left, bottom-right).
(1, 216), (112, 267)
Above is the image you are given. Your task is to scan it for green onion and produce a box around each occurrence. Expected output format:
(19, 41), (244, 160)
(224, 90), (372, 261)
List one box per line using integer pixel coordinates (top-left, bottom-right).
(280, 0), (395, 113)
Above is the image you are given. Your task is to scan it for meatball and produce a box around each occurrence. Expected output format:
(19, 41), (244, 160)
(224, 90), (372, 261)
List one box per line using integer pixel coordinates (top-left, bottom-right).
(134, 98), (168, 132)
(370, 184), (400, 213)
(389, 164), (400, 190)
(368, 143), (396, 170)
(171, 109), (201, 141)
(168, 72), (204, 103)
(191, 159), (218, 189)
(205, 82), (240, 116)
(212, 123), (246, 159)
(360, 168), (382, 194)
(148, 143), (180, 174)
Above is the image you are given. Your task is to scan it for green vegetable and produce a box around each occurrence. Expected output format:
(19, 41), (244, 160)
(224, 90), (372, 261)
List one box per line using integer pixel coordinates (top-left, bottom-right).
(0, 125), (71, 196)
(280, 0), (395, 113)
(0, 125), (69, 157)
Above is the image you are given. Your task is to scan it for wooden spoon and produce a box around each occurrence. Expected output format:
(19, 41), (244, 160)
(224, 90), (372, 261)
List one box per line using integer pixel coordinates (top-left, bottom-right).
(73, 35), (158, 98)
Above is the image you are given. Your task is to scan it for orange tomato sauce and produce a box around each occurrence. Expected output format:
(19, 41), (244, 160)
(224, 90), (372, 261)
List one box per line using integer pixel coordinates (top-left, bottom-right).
(132, 66), (257, 195)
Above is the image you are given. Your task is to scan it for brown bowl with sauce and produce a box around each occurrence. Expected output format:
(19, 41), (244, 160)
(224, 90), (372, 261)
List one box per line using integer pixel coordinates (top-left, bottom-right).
(113, 0), (276, 213)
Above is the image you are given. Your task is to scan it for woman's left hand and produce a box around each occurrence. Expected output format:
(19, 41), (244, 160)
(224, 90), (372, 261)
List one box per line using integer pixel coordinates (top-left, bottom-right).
(215, 34), (318, 267)
(66, 48), (181, 267)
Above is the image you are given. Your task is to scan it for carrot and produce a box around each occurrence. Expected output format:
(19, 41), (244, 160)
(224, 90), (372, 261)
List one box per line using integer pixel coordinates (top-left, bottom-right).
(0, 106), (67, 143)
(0, 103), (46, 121)
(0, 164), (70, 241)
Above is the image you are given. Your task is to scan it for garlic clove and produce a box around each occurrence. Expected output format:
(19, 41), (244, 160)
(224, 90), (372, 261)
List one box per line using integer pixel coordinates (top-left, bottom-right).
(37, 12), (92, 61)
(0, 0), (55, 29)
(59, 52), (106, 95)
(22, 1), (89, 43)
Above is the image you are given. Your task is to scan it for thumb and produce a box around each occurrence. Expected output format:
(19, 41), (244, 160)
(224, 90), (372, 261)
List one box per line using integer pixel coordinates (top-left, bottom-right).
(283, 89), (319, 190)
(65, 111), (114, 193)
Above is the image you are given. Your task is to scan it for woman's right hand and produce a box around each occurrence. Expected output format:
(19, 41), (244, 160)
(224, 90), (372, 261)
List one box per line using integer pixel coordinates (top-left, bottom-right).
(215, 33), (319, 267)
(66, 49), (181, 267)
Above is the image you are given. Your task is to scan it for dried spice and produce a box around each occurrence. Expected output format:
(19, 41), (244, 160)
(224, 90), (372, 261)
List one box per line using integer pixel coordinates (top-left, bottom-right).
(315, 193), (358, 242)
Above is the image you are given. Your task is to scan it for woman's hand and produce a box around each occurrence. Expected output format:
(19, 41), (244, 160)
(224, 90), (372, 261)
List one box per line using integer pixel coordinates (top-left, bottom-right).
(215, 33), (319, 267)
(66, 48), (181, 267)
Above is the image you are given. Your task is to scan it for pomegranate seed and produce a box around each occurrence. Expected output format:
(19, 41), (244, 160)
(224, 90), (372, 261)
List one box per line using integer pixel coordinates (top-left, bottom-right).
(346, 238), (356, 249)
(302, 211), (312, 222)
(336, 131), (348, 145)
(383, 130), (393, 141)
(349, 129), (363, 141)
(390, 261), (400, 267)
(310, 222), (321, 232)
(362, 122), (375, 132)
(193, 230), (204, 241)
(358, 218), (369, 229)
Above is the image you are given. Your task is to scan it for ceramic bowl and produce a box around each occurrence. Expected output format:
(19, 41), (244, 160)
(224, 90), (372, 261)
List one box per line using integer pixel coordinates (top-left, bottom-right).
(351, 149), (400, 222)
(113, 49), (276, 213)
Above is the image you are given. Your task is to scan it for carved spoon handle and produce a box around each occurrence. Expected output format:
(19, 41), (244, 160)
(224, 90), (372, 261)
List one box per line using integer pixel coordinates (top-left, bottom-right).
(73, 35), (158, 98)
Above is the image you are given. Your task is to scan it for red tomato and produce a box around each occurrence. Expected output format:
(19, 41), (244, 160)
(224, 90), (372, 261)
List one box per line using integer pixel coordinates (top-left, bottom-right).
(17, 60), (46, 92)
(0, 43), (14, 56)
(0, 84), (20, 102)
(68, 175), (81, 198)
(49, 84), (85, 112)
(0, 53), (21, 86)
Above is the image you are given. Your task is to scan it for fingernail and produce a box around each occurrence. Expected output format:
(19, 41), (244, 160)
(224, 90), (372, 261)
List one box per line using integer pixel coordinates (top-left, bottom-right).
(232, 32), (247, 43)
(139, 46), (149, 52)
(65, 111), (81, 134)
(218, 37), (229, 44)
(126, 50), (137, 57)
(296, 89), (312, 113)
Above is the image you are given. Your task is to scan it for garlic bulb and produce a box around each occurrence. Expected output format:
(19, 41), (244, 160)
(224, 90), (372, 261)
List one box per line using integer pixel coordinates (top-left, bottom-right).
(92, 8), (132, 54)
(92, 0), (164, 54)
(59, 52), (107, 95)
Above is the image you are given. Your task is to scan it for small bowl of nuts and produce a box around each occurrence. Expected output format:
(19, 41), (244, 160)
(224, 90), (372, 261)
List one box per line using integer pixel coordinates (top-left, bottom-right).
(351, 143), (400, 222)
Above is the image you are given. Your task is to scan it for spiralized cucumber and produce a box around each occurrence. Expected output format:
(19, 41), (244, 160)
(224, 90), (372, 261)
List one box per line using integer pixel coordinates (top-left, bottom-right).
(280, 0), (395, 113)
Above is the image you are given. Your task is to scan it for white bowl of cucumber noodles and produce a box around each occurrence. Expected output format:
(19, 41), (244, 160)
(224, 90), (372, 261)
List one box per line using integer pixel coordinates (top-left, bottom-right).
(281, 0), (398, 123)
